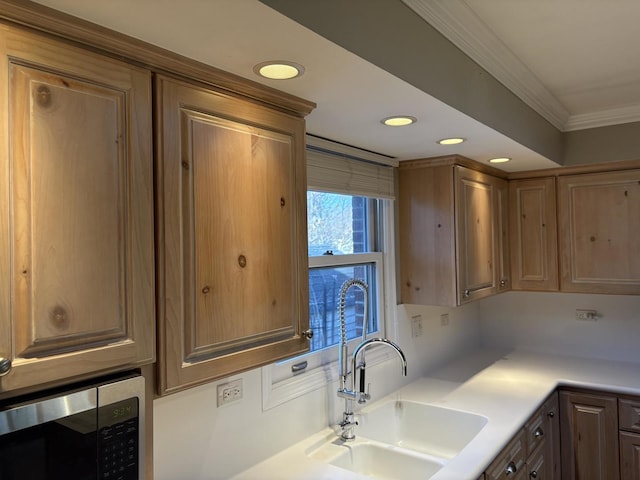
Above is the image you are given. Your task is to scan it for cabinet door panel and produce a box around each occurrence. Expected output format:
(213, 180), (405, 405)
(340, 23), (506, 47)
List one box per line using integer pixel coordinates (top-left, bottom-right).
(560, 391), (620, 480)
(509, 178), (558, 291)
(558, 170), (640, 294)
(12, 65), (126, 357)
(185, 113), (295, 357)
(157, 76), (308, 394)
(455, 166), (505, 304)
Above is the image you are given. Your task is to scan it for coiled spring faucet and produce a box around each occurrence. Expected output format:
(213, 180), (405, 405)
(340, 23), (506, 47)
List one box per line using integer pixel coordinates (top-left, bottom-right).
(336, 279), (407, 441)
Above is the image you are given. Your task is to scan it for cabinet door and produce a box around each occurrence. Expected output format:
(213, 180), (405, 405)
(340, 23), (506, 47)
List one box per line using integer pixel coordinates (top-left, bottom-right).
(560, 390), (620, 480)
(509, 177), (559, 291)
(620, 431), (640, 480)
(455, 166), (506, 304)
(156, 76), (309, 394)
(558, 170), (640, 294)
(0, 25), (154, 393)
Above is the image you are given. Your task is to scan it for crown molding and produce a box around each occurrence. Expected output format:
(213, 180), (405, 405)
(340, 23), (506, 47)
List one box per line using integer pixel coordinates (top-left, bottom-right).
(564, 104), (640, 131)
(403, 0), (570, 130)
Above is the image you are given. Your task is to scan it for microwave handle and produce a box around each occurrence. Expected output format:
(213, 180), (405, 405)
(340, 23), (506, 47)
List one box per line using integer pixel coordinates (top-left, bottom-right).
(0, 388), (96, 435)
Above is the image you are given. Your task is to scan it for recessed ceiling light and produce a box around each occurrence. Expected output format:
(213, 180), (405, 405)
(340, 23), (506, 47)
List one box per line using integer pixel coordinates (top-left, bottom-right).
(437, 137), (465, 145)
(489, 157), (511, 164)
(253, 61), (305, 80)
(381, 116), (417, 127)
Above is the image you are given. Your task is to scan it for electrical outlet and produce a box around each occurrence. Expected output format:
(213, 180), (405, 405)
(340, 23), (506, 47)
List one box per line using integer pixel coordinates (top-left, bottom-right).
(440, 313), (450, 326)
(217, 379), (243, 407)
(575, 309), (598, 321)
(411, 315), (423, 338)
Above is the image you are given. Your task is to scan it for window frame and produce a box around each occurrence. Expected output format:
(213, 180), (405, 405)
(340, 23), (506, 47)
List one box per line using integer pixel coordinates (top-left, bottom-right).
(262, 196), (397, 411)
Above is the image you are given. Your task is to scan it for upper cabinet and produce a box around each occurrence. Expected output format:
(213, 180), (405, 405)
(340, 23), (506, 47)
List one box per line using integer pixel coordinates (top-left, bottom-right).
(509, 177), (559, 291)
(0, 24), (155, 393)
(399, 157), (509, 306)
(155, 76), (310, 395)
(558, 169), (640, 294)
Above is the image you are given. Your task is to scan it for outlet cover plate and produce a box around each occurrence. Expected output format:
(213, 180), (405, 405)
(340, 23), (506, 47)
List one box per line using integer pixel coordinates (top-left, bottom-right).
(217, 379), (243, 407)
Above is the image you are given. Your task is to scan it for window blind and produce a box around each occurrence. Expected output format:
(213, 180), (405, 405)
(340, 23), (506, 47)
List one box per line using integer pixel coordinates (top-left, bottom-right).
(306, 136), (396, 200)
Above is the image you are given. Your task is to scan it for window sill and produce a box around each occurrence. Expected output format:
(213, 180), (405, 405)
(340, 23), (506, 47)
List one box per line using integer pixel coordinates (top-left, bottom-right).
(262, 346), (394, 411)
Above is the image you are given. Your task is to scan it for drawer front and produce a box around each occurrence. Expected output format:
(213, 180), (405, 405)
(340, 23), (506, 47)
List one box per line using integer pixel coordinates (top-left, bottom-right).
(619, 398), (640, 433)
(620, 431), (640, 480)
(527, 444), (547, 480)
(485, 429), (527, 480)
(526, 406), (547, 457)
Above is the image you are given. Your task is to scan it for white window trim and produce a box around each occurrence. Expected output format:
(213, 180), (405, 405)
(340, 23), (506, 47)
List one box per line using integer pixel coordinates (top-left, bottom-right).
(262, 203), (397, 411)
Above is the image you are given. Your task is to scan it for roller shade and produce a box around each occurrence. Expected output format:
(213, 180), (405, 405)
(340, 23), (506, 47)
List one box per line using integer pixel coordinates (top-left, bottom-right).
(306, 137), (396, 200)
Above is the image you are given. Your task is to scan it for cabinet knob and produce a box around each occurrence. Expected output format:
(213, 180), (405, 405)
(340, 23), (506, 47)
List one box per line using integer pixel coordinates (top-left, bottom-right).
(530, 470), (538, 479)
(302, 329), (314, 340)
(547, 411), (555, 418)
(534, 427), (544, 438)
(0, 357), (12, 376)
(463, 289), (471, 298)
(505, 461), (517, 475)
(500, 278), (507, 287)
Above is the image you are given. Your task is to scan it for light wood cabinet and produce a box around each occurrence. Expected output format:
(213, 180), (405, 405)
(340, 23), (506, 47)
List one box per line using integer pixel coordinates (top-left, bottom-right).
(155, 75), (309, 395)
(509, 177), (559, 291)
(560, 390), (620, 480)
(399, 158), (509, 306)
(0, 24), (155, 394)
(558, 169), (640, 294)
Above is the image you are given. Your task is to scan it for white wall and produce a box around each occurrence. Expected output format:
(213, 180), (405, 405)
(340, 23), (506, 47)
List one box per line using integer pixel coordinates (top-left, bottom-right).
(479, 291), (640, 363)
(153, 302), (481, 479)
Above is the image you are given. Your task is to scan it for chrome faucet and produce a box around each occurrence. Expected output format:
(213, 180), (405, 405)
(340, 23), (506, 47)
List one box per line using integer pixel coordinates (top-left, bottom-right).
(336, 279), (408, 441)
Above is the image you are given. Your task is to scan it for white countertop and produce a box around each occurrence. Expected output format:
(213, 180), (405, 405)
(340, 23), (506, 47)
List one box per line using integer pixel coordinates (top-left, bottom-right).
(232, 349), (640, 480)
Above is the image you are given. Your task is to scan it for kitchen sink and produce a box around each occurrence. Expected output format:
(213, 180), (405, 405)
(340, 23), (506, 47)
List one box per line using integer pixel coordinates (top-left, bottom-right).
(307, 401), (486, 479)
(308, 439), (444, 480)
(357, 400), (488, 459)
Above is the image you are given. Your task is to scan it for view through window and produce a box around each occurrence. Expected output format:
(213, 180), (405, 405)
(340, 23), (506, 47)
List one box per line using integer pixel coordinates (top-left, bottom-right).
(307, 191), (380, 352)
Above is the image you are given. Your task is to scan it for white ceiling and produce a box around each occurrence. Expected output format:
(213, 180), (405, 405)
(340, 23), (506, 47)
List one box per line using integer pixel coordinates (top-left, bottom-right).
(31, 0), (640, 172)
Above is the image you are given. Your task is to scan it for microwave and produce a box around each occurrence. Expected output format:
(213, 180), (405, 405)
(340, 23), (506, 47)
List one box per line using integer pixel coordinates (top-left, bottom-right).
(0, 372), (145, 480)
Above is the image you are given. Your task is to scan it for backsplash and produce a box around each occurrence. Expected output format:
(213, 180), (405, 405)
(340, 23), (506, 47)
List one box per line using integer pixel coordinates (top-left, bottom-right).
(479, 291), (640, 363)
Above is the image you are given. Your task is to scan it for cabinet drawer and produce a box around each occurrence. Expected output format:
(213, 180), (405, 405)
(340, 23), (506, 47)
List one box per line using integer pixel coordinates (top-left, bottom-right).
(527, 443), (547, 480)
(526, 406), (547, 456)
(620, 398), (640, 433)
(485, 428), (526, 480)
(620, 430), (640, 480)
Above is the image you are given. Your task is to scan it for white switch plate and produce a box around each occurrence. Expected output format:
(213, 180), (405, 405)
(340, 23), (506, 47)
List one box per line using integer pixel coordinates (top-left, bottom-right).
(217, 379), (243, 407)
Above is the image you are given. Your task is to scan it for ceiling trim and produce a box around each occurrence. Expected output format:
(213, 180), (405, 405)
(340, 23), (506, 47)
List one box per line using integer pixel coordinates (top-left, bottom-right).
(403, 0), (569, 131)
(403, 0), (640, 132)
(564, 103), (640, 132)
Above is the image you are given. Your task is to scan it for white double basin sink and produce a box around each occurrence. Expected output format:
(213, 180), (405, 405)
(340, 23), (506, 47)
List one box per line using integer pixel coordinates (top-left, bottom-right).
(306, 400), (488, 480)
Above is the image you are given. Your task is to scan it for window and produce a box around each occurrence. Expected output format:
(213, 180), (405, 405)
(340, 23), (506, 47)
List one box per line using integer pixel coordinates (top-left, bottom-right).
(307, 192), (381, 353)
(262, 136), (397, 410)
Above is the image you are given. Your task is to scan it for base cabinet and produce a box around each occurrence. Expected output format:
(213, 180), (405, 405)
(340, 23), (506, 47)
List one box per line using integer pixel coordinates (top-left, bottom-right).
(485, 392), (560, 480)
